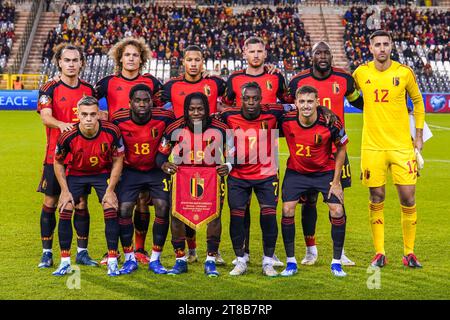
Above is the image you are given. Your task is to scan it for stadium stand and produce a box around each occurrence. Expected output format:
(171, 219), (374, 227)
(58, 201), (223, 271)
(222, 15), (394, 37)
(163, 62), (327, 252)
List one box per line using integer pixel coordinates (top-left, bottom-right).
(39, 3), (312, 84)
(344, 5), (449, 92)
(3, 0), (445, 92)
(0, 2), (15, 72)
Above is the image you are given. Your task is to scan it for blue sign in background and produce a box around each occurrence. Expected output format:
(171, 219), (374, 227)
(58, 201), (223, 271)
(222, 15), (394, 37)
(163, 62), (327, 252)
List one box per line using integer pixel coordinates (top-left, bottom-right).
(0, 90), (39, 110)
(0, 90), (447, 113)
(0, 90), (108, 111)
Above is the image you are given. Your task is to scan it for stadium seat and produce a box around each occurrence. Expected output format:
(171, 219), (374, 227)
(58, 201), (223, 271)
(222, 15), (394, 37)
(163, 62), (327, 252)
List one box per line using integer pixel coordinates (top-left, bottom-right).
(228, 59), (235, 71)
(150, 59), (157, 72)
(206, 60), (213, 71)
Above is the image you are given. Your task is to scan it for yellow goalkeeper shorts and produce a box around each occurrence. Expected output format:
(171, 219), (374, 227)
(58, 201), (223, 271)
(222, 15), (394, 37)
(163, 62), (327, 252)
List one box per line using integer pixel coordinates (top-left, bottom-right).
(361, 149), (417, 187)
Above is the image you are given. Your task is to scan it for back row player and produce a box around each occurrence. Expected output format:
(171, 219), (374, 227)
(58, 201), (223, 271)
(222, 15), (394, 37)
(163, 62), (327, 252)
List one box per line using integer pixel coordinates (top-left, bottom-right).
(223, 36), (288, 267)
(287, 41), (364, 266)
(37, 43), (97, 268)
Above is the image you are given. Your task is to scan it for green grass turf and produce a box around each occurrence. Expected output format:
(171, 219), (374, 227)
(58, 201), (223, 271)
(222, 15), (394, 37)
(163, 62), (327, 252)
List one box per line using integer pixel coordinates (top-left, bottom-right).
(0, 111), (449, 300)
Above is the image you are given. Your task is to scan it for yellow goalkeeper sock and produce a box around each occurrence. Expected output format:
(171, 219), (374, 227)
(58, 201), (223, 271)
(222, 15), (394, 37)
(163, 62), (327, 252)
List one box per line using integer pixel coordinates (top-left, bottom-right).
(369, 201), (385, 255)
(401, 204), (417, 256)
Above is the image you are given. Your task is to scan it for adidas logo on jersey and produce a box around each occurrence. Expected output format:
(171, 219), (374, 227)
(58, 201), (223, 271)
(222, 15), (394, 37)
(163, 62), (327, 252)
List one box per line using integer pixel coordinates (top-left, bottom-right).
(116, 86), (123, 91)
(372, 219), (383, 225)
(365, 79), (371, 84)
(60, 97), (67, 102)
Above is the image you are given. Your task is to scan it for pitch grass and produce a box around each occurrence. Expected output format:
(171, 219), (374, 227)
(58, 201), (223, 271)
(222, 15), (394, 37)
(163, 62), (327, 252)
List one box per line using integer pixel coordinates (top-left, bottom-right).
(0, 111), (449, 300)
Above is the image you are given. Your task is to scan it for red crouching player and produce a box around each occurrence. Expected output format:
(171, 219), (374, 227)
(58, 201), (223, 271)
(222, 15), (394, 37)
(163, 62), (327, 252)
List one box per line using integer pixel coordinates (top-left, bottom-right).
(52, 96), (124, 277)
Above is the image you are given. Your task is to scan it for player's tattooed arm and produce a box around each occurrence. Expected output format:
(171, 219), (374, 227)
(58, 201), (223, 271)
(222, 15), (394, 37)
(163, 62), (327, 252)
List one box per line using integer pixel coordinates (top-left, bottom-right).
(318, 106), (337, 126)
(265, 64), (281, 74)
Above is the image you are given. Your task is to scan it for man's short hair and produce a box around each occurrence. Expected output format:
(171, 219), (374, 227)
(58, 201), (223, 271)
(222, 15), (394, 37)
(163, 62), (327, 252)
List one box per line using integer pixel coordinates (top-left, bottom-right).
(52, 43), (85, 71)
(369, 30), (392, 42)
(241, 82), (262, 96)
(244, 36), (265, 48)
(183, 45), (203, 58)
(77, 96), (99, 108)
(129, 84), (152, 100)
(295, 85), (318, 99)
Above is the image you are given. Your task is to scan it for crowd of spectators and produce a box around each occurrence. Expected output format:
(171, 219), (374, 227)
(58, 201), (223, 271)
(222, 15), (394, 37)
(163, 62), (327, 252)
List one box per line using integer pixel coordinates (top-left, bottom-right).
(0, 2), (15, 72)
(43, 3), (312, 72)
(343, 5), (449, 71)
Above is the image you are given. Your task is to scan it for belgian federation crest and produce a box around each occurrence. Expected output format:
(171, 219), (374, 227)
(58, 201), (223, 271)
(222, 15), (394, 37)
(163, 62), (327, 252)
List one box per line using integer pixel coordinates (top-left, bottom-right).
(314, 134), (322, 145)
(151, 128), (159, 138)
(190, 174), (205, 200)
(266, 80), (273, 91)
(100, 143), (109, 153)
(260, 120), (268, 130)
(332, 82), (340, 94)
(204, 84), (211, 97)
(393, 77), (400, 86)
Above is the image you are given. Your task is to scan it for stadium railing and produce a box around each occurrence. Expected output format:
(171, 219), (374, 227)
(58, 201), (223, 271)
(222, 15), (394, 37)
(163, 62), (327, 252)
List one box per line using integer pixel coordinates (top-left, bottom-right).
(1, 74), (47, 90)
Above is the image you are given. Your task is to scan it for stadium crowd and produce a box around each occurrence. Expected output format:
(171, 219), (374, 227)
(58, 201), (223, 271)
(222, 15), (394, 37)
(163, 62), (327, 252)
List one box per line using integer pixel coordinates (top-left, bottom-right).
(343, 5), (449, 71)
(0, 1), (15, 72)
(42, 3), (312, 71)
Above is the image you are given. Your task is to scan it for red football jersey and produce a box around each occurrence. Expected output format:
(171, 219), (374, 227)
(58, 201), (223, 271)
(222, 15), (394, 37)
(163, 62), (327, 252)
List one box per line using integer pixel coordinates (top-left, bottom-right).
(55, 121), (124, 176)
(112, 108), (175, 171)
(158, 118), (230, 167)
(37, 79), (95, 165)
(220, 104), (284, 180)
(280, 108), (348, 174)
(95, 73), (163, 119)
(224, 69), (288, 107)
(288, 67), (358, 124)
(161, 76), (226, 118)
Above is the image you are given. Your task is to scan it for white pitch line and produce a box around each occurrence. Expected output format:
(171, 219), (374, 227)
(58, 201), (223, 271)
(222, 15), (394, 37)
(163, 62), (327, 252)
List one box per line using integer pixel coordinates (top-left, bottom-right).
(279, 153), (450, 163)
(429, 124), (450, 131)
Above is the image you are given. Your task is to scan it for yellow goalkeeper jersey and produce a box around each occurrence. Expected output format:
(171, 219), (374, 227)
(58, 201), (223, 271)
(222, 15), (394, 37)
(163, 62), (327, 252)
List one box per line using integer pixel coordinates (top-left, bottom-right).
(353, 60), (425, 150)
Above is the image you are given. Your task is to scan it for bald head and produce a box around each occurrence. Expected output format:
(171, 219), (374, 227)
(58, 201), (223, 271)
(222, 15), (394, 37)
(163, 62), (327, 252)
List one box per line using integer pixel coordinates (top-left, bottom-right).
(312, 41), (333, 73)
(312, 41), (331, 53)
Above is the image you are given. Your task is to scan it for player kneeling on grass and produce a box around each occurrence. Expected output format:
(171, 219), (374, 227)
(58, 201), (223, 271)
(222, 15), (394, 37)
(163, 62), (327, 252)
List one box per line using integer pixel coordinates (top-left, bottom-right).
(53, 96), (124, 277)
(155, 92), (231, 277)
(279, 86), (349, 277)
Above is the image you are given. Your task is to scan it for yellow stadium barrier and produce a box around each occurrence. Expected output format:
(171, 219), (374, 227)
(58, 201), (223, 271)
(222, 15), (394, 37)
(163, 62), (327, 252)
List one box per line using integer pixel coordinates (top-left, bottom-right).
(0, 74), (48, 90)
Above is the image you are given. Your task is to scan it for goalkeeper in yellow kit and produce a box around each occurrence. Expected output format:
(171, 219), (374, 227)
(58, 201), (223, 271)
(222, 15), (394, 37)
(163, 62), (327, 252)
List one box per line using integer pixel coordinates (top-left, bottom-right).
(353, 30), (425, 268)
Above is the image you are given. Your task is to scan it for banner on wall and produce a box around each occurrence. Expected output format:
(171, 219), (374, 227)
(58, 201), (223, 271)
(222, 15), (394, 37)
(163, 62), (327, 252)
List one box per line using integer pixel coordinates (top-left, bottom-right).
(1, 90), (448, 113)
(345, 94), (450, 113)
(0, 90), (107, 111)
(0, 90), (38, 110)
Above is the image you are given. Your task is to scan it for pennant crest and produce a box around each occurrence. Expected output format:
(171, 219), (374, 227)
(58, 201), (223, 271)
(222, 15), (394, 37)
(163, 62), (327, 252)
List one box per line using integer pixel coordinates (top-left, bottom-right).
(190, 174), (205, 200)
